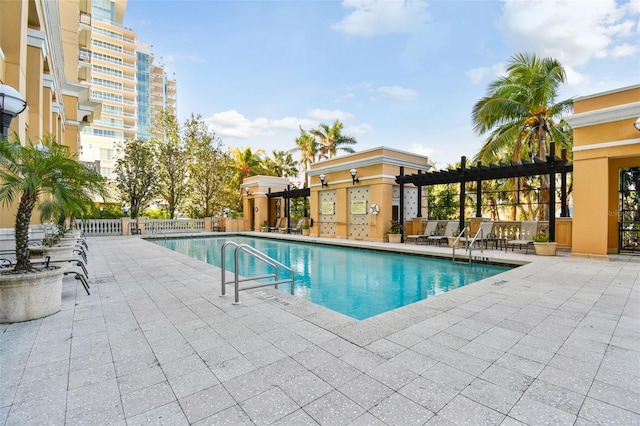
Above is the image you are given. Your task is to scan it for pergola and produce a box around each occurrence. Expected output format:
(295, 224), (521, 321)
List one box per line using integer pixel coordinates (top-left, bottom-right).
(395, 143), (573, 241)
(266, 187), (311, 231)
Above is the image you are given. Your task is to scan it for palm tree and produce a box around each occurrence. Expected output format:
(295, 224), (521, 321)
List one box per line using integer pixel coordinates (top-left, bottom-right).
(0, 134), (105, 272)
(263, 150), (298, 178)
(471, 53), (573, 219)
(230, 146), (265, 179)
(310, 119), (357, 160)
(290, 127), (318, 188)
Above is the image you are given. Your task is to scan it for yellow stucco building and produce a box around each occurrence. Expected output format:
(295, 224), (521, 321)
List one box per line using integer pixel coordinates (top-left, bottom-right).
(567, 84), (640, 258)
(243, 147), (431, 242)
(0, 0), (101, 228)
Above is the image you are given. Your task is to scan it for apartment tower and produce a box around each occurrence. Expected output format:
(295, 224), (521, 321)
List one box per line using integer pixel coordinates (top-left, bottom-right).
(79, 0), (177, 179)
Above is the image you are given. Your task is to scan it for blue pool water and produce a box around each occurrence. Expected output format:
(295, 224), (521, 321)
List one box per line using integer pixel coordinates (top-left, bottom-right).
(154, 236), (510, 320)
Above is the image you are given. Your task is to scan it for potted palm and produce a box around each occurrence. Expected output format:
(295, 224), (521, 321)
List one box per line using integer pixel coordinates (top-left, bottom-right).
(0, 134), (105, 323)
(387, 220), (403, 243)
(300, 219), (310, 236)
(260, 220), (269, 232)
(533, 232), (557, 256)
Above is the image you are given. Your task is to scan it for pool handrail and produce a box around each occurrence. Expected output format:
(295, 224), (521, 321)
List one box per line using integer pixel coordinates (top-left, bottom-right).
(220, 241), (294, 304)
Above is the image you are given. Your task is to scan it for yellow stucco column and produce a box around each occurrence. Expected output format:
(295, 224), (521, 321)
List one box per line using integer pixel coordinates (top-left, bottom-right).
(572, 157), (609, 258)
(26, 44), (43, 141)
(335, 187), (348, 239)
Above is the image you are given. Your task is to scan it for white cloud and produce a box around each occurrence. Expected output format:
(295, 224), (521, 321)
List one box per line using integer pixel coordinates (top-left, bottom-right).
(307, 109), (355, 121)
(205, 109), (363, 140)
(377, 85), (418, 102)
(186, 55), (206, 63)
(500, 0), (639, 67)
(205, 110), (317, 139)
(465, 63), (506, 85)
(345, 123), (373, 135)
(563, 65), (588, 87)
(331, 0), (431, 37)
(409, 143), (434, 158)
(610, 42), (638, 57)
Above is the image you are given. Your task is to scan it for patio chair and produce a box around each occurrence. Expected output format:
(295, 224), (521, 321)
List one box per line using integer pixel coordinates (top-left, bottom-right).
(277, 218), (289, 233)
(289, 218), (305, 234)
(459, 221), (495, 249)
(506, 220), (539, 254)
(268, 218), (279, 232)
(427, 221), (459, 246)
(405, 220), (438, 244)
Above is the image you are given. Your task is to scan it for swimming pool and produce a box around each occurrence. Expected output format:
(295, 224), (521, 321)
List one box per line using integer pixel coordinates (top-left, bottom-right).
(154, 236), (510, 320)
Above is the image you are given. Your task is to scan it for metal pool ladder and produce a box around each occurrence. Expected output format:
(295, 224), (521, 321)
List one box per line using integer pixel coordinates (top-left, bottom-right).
(220, 241), (294, 304)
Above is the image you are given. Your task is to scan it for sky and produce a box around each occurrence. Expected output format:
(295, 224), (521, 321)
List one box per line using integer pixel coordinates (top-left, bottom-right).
(123, 0), (640, 170)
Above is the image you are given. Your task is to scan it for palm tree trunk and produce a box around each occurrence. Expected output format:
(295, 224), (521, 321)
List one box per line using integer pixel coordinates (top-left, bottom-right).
(14, 194), (36, 272)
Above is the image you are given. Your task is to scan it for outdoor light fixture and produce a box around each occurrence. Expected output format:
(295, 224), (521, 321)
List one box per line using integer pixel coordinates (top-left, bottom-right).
(349, 168), (359, 185)
(319, 174), (328, 187)
(0, 84), (27, 139)
(634, 117), (640, 131)
(245, 187), (251, 196)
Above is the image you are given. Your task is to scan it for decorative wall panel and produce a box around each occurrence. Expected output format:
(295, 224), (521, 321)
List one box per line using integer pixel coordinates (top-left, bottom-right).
(348, 186), (370, 239)
(319, 190), (336, 237)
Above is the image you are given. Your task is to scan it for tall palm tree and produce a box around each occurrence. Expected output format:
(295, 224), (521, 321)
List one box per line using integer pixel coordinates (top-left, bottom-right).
(310, 119), (357, 160)
(290, 127), (318, 188)
(471, 53), (573, 219)
(0, 134), (105, 272)
(230, 146), (265, 179)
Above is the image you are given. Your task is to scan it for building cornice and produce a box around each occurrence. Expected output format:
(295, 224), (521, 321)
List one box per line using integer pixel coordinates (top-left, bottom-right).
(572, 84), (640, 102)
(27, 29), (49, 60)
(310, 154), (431, 176)
(566, 101), (640, 128)
(573, 138), (640, 152)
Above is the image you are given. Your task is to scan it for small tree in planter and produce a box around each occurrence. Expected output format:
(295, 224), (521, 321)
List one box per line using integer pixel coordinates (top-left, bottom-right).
(533, 232), (557, 256)
(0, 134), (105, 322)
(388, 220), (403, 243)
(300, 219), (310, 236)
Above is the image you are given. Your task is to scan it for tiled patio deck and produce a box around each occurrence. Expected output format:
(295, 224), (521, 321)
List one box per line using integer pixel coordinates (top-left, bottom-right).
(1, 234), (638, 425)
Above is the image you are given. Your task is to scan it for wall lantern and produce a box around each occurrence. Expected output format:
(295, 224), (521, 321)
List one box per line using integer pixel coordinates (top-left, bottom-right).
(245, 187), (251, 196)
(0, 84), (28, 139)
(634, 117), (640, 132)
(349, 168), (359, 185)
(319, 174), (328, 187)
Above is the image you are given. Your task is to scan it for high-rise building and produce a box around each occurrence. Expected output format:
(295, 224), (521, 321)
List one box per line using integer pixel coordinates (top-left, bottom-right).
(79, 0), (177, 179)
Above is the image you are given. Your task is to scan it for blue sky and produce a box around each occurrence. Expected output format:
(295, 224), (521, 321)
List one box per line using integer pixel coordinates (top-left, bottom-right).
(124, 0), (640, 170)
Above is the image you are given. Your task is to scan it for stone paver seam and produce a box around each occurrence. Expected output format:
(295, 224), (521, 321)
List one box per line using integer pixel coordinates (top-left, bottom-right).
(571, 269), (637, 419)
(2, 316), (43, 423)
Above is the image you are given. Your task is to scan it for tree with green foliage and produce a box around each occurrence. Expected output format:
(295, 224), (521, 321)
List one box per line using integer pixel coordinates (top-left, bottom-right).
(184, 114), (235, 217)
(230, 146), (265, 179)
(262, 150), (298, 178)
(471, 53), (573, 219)
(427, 184), (459, 220)
(152, 110), (189, 219)
(0, 134), (105, 272)
(114, 138), (158, 219)
(310, 119), (357, 160)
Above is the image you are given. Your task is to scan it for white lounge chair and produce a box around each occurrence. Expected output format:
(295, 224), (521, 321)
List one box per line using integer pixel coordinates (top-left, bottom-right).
(507, 220), (539, 253)
(427, 221), (459, 246)
(406, 221), (438, 244)
(459, 221), (495, 249)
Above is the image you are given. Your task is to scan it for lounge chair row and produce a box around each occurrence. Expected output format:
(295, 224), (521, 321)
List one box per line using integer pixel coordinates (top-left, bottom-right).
(406, 220), (541, 253)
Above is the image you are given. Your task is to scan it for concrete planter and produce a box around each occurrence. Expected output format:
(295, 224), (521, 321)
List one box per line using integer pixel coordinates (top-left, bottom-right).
(388, 234), (402, 243)
(534, 242), (557, 256)
(301, 228), (310, 236)
(0, 267), (64, 323)
(29, 245), (76, 259)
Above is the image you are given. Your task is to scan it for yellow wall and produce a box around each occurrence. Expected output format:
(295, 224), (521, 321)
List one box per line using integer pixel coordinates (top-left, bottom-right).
(568, 85), (640, 258)
(0, 0), (99, 228)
